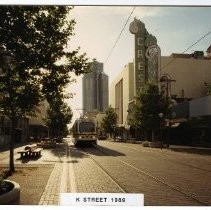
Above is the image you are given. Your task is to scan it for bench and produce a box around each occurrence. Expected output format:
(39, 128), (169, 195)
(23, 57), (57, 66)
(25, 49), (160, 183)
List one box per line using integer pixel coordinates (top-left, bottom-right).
(30, 148), (42, 157)
(18, 144), (42, 159)
(17, 149), (30, 158)
(25, 144), (37, 150)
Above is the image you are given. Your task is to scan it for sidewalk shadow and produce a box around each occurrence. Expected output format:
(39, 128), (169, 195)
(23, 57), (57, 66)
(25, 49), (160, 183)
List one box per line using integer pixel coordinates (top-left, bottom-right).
(16, 155), (42, 163)
(68, 145), (89, 158)
(81, 145), (126, 157)
(170, 147), (211, 156)
(42, 143), (67, 158)
(43, 143), (87, 160)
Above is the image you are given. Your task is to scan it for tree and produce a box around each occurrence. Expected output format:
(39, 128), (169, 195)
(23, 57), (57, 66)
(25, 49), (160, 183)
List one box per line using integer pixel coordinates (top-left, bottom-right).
(102, 106), (117, 138)
(0, 6), (91, 173)
(130, 82), (168, 141)
(45, 97), (73, 138)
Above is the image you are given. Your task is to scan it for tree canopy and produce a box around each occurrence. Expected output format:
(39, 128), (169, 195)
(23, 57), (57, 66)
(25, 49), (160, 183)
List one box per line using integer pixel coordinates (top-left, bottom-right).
(0, 6), (91, 172)
(129, 82), (168, 132)
(45, 97), (73, 138)
(0, 6), (91, 111)
(102, 106), (117, 137)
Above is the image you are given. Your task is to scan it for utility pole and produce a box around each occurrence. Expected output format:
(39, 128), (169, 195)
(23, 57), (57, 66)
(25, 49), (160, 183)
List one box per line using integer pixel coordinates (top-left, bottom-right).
(159, 74), (176, 148)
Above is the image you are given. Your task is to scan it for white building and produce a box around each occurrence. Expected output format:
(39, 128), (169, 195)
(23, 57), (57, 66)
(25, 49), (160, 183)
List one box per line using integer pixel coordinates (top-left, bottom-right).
(109, 63), (134, 127)
(109, 50), (211, 127)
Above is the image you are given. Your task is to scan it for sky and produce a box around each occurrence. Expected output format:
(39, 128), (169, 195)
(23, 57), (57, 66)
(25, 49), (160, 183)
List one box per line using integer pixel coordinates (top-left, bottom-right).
(65, 6), (211, 126)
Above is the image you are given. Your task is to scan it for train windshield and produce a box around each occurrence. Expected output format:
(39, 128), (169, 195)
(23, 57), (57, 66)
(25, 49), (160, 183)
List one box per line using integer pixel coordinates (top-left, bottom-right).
(79, 122), (95, 133)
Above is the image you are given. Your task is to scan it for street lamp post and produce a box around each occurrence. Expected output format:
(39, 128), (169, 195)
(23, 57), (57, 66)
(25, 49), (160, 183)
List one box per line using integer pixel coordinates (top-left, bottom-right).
(159, 75), (176, 149)
(158, 112), (164, 149)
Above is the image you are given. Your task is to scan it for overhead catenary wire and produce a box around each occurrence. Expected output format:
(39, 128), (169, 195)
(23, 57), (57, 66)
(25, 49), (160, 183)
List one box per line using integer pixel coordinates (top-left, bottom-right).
(104, 7), (211, 71)
(161, 30), (211, 71)
(104, 7), (136, 64)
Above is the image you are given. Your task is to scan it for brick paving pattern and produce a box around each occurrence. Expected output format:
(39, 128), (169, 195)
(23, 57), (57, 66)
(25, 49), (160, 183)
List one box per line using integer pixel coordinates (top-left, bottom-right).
(1, 139), (211, 206)
(97, 141), (211, 206)
(0, 164), (54, 205)
(83, 146), (201, 206)
(38, 163), (62, 205)
(70, 146), (124, 193)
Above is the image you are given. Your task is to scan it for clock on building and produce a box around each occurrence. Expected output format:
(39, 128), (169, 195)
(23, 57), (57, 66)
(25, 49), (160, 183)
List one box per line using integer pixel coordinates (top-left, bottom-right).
(129, 21), (139, 34)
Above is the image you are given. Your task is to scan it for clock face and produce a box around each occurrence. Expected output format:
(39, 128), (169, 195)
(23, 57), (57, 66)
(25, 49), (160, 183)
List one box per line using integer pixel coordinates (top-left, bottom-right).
(129, 21), (139, 34)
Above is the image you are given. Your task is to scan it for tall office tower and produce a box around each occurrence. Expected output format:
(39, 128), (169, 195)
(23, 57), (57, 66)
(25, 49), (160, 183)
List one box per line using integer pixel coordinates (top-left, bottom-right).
(82, 61), (109, 114)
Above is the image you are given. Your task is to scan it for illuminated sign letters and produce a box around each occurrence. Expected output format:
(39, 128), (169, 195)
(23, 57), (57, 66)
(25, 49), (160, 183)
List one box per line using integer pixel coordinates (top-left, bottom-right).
(130, 18), (159, 94)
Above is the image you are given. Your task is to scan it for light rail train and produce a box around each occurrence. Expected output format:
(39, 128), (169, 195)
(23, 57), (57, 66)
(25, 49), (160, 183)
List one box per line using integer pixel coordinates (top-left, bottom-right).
(72, 117), (97, 145)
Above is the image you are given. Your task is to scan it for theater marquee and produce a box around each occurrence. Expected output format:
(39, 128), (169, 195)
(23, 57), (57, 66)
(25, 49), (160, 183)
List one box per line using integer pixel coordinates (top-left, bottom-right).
(129, 18), (160, 95)
(129, 18), (146, 93)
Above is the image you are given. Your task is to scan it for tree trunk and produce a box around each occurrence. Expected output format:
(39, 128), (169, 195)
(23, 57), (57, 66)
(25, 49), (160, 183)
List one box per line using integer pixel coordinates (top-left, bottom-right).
(9, 117), (16, 173)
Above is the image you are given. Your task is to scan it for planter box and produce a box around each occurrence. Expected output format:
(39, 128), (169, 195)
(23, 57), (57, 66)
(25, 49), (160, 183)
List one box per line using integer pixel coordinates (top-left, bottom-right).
(0, 180), (20, 205)
(142, 141), (149, 147)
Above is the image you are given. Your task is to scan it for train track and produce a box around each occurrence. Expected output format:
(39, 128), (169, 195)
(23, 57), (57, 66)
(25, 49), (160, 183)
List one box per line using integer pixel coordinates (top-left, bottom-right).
(78, 144), (208, 206)
(107, 142), (211, 173)
(76, 146), (127, 193)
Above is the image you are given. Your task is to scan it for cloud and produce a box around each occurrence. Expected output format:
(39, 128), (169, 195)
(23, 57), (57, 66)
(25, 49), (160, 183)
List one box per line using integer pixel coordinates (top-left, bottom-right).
(66, 6), (211, 117)
(105, 6), (164, 18)
(70, 6), (164, 19)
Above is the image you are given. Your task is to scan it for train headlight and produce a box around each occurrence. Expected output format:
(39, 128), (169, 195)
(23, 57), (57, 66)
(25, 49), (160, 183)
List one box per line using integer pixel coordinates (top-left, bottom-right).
(79, 136), (82, 139)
